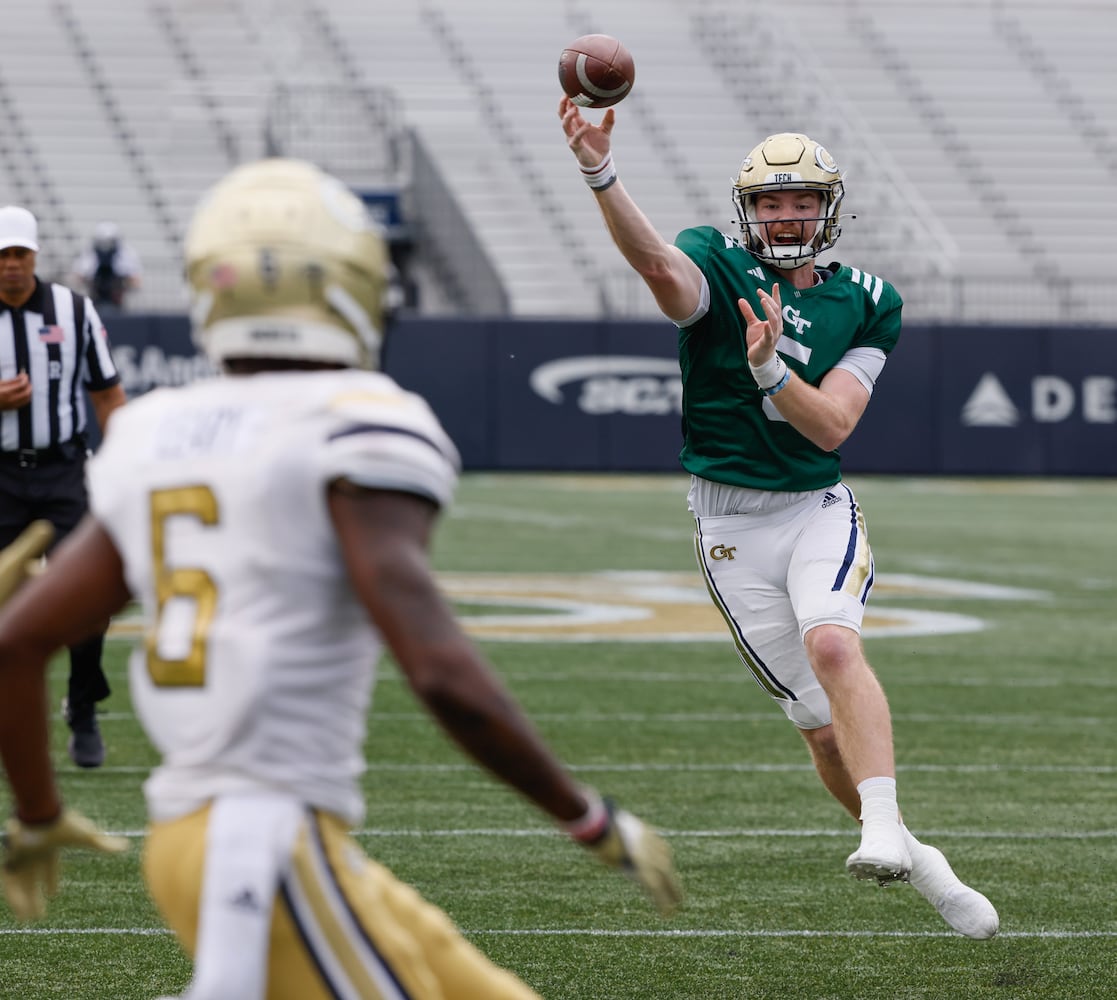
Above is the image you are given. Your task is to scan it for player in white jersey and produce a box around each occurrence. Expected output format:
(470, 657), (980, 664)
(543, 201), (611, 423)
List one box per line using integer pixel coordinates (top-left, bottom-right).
(0, 158), (681, 999)
(97, 368), (460, 828)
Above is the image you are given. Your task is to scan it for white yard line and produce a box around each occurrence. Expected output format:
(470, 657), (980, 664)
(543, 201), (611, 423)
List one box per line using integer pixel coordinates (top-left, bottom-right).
(74, 761), (1117, 777)
(3, 926), (1114, 940)
(93, 825), (1117, 841)
(90, 658), (1117, 690)
(368, 710), (1108, 726)
(82, 707), (1115, 726)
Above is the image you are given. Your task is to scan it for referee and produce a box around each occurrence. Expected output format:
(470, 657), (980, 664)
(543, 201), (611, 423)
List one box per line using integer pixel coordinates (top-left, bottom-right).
(0, 205), (126, 768)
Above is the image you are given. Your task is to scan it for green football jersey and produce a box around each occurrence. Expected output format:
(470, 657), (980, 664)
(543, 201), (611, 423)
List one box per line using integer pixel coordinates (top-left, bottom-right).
(674, 226), (903, 491)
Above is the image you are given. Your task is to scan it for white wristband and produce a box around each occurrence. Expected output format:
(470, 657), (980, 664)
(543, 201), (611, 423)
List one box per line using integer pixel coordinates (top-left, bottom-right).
(580, 152), (618, 191)
(749, 354), (787, 392)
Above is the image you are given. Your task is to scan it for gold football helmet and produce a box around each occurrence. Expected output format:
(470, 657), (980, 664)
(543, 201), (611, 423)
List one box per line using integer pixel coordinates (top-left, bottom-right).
(185, 158), (389, 369)
(732, 133), (845, 270)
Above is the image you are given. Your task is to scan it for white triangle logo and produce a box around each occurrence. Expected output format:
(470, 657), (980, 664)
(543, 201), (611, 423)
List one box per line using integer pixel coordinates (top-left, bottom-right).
(961, 373), (1020, 427)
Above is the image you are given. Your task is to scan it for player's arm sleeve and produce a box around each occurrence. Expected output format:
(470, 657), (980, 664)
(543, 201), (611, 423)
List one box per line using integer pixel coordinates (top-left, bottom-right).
(673, 227), (722, 330)
(320, 395), (461, 508)
(834, 282), (903, 394)
(675, 274), (711, 329)
(79, 298), (122, 391)
(832, 346), (888, 396)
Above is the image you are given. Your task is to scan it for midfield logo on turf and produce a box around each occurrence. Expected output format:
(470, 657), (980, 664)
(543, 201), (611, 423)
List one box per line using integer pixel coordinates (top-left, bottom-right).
(109, 572), (1047, 644)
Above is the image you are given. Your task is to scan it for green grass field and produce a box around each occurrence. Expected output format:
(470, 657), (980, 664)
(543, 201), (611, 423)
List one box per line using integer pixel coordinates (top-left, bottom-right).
(3, 473), (1116, 999)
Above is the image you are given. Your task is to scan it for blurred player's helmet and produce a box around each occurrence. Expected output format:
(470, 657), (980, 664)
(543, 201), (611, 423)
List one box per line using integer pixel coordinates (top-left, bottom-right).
(732, 133), (845, 270)
(93, 221), (120, 253)
(185, 158), (389, 369)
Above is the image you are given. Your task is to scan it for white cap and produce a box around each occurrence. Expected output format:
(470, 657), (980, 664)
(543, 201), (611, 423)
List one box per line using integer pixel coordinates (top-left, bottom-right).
(0, 206), (39, 252)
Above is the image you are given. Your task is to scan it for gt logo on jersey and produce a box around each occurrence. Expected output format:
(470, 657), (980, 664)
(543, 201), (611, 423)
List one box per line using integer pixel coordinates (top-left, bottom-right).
(709, 544), (737, 561)
(782, 305), (812, 336)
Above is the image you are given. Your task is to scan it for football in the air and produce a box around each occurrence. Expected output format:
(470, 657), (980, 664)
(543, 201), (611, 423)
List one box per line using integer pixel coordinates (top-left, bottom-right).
(558, 34), (635, 108)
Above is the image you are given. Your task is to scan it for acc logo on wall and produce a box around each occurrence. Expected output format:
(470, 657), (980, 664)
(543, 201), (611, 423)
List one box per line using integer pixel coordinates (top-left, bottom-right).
(529, 355), (682, 415)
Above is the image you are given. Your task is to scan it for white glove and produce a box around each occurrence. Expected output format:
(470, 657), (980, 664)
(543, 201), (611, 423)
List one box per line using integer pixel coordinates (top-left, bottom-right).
(2, 808), (129, 920)
(568, 792), (683, 917)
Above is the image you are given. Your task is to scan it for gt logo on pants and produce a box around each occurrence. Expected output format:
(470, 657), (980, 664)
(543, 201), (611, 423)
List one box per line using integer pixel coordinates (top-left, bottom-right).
(709, 544), (737, 561)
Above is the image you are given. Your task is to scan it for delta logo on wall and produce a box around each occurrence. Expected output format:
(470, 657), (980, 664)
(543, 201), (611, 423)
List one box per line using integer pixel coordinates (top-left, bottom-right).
(961, 372), (1117, 427)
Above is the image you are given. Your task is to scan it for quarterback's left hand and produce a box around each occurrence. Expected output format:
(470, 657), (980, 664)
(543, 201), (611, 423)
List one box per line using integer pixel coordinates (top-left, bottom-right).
(2, 809), (129, 920)
(740, 283), (784, 364)
(0, 519), (54, 605)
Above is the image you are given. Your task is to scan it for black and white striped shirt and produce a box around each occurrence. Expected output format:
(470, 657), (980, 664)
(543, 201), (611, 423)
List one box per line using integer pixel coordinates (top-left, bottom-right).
(0, 278), (121, 452)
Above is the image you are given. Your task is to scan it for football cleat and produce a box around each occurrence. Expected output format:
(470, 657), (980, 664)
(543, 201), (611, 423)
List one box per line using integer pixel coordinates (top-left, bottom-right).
(64, 704), (105, 769)
(845, 847), (912, 886)
(846, 818), (912, 886)
(908, 842), (1000, 939)
(732, 132), (845, 270)
(185, 158), (390, 370)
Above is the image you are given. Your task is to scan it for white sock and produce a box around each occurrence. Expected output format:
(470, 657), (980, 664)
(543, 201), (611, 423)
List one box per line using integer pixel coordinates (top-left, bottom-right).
(187, 794), (302, 1000)
(857, 776), (898, 824)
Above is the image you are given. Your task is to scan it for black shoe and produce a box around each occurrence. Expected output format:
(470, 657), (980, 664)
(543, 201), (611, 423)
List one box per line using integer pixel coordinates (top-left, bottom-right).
(63, 698), (105, 769)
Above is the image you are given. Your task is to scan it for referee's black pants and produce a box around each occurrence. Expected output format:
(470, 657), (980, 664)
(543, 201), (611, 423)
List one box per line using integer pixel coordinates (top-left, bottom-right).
(0, 453), (111, 714)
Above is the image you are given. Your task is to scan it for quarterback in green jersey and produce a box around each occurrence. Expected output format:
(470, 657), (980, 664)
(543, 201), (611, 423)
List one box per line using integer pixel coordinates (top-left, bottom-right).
(560, 99), (999, 940)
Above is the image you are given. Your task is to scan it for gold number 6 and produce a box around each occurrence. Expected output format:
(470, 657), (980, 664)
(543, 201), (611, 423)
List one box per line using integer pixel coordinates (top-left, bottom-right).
(147, 486), (219, 687)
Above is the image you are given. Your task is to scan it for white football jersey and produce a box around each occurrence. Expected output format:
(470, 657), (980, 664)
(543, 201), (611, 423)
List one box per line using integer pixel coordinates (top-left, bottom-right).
(87, 370), (460, 824)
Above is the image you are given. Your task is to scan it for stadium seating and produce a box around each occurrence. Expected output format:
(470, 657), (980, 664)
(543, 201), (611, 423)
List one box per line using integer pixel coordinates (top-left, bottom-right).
(0, 0), (1112, 323)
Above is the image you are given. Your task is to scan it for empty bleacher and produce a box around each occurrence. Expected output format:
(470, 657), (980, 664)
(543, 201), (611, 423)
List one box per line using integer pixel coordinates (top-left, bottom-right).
(0, 0), (1112, 324)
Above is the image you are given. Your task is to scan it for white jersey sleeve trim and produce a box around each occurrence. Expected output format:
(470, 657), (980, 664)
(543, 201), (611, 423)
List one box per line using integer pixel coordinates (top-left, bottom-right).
(832, 346), (887, 395)
(323, 421), (460, 508)
(675, 273), (711, 329)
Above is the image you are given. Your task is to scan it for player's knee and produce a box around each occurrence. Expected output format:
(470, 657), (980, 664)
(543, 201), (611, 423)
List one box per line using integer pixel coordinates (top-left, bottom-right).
(803, 623), (864, 678)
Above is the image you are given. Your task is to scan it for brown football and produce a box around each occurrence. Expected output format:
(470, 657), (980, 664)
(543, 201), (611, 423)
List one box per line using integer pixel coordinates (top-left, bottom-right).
(558, 34), (635, 108)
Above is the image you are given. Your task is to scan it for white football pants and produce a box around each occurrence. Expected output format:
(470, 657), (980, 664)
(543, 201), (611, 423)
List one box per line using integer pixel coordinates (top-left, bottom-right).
(690, 479), (874, 729)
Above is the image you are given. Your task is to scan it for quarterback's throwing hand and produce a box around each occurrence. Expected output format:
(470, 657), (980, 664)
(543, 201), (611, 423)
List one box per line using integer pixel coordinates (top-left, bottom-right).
(2, 809), (129, 920)
(569, 793), (683, 916)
